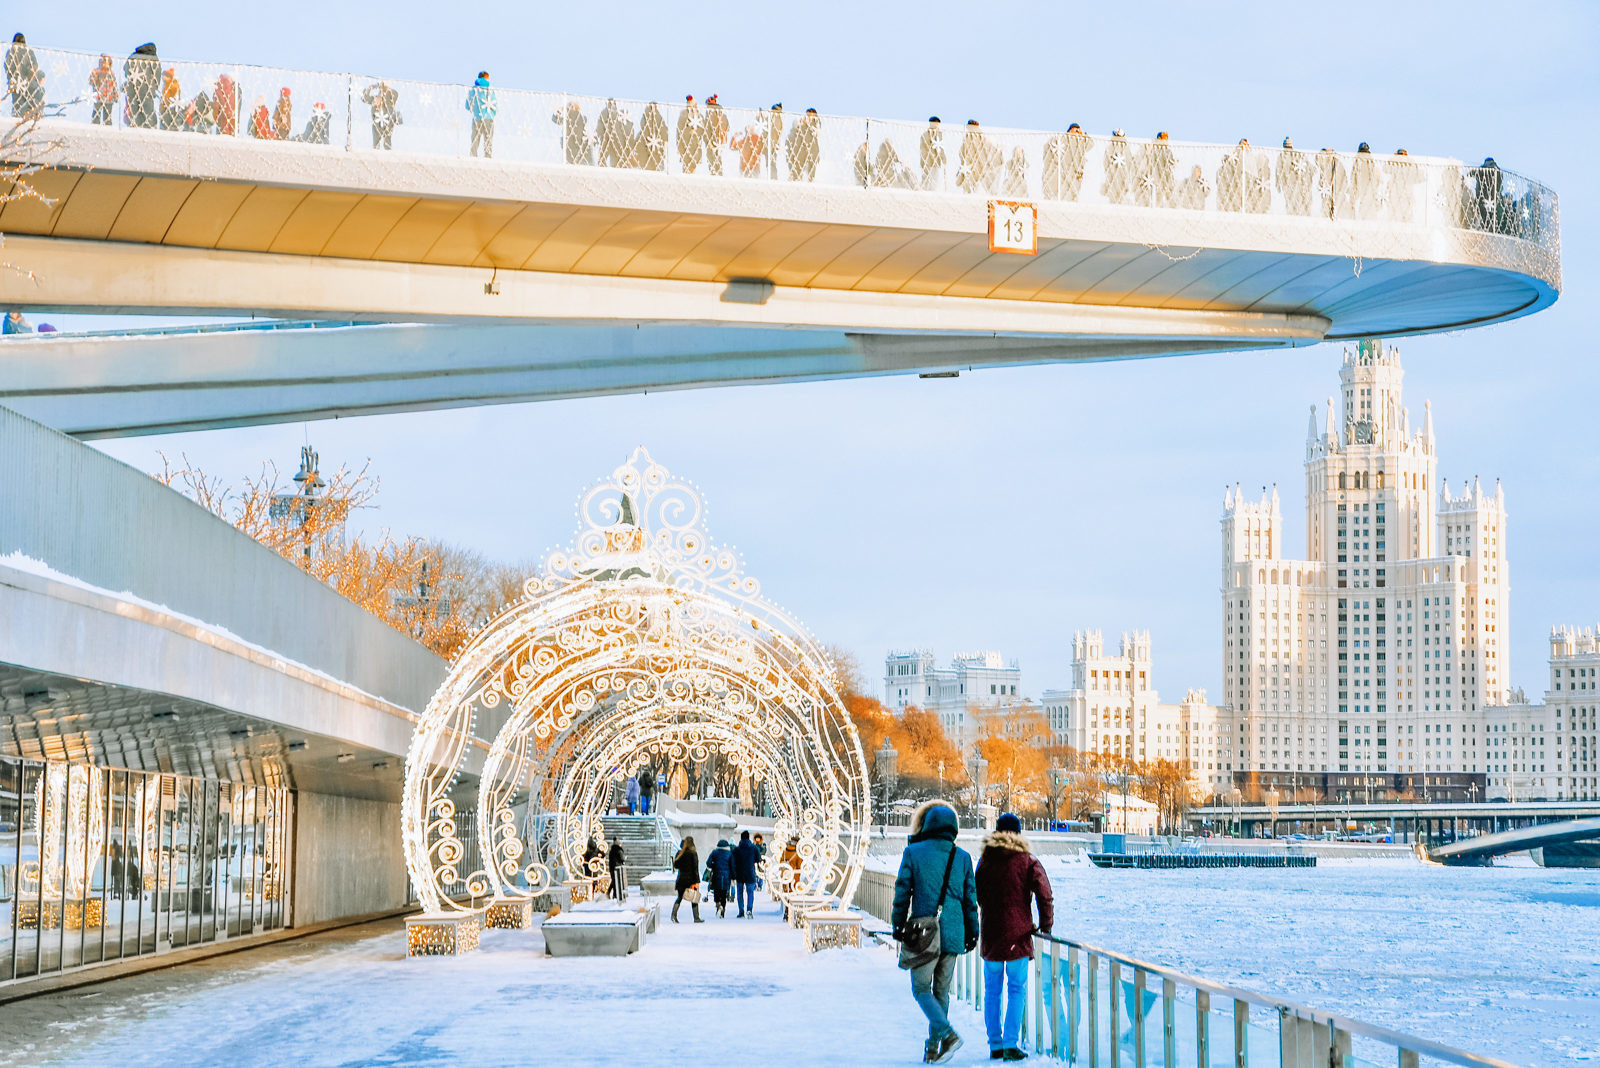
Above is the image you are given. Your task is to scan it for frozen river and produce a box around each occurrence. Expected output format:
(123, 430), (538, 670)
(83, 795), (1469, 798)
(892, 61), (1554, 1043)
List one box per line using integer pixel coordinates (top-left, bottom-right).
(1037, 854), (1600, 1066)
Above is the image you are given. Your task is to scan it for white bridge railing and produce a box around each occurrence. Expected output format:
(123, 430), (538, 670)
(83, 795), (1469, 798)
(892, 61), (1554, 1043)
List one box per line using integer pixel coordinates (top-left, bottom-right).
(854, 868), (1512, 1068)
(5, 43), (1558, 259)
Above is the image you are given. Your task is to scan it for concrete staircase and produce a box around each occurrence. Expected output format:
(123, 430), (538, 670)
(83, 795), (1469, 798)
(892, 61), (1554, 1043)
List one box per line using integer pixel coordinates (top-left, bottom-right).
(600, 815), (674, 885)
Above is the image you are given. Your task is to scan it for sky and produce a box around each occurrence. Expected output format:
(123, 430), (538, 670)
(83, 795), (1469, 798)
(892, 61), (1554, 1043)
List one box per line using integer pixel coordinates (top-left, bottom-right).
(16, 1), (1600, 703)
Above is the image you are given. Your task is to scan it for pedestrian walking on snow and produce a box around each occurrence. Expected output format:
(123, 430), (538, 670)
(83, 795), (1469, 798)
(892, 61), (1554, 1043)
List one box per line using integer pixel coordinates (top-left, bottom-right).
(608, 840), (626, 900)
(625, 774), (641, 814)
(705, 838), (735, 917)
(639, 766), (656, 815)
(672, 836), (703, 923)
(733, 830), (760, 917)
(975, 812), (1054, 1060)
(892, 800), (979, 1064)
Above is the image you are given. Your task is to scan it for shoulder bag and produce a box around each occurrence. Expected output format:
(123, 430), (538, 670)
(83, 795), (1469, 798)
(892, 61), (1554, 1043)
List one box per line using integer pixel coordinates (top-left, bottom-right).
(897, 844), (958, 970)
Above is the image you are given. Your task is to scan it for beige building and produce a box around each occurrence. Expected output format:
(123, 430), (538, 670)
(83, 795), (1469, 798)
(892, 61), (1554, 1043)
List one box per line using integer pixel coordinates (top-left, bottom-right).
(1484, 626), (1600, 800)
(1221, 340), (1510, 779)
(883, 649), (1023, 749)
(1042, 630), (1234, 800)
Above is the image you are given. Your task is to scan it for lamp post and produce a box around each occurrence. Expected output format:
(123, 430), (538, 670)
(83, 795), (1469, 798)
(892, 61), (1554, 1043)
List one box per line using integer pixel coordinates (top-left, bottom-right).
(874, 737), (898, 836)
(969, 755), (988, 824)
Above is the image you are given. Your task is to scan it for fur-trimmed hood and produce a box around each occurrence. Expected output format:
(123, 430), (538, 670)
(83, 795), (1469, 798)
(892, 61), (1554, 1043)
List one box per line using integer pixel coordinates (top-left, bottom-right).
(982, 830), (1031, 854)
(909, 798), (959, 841)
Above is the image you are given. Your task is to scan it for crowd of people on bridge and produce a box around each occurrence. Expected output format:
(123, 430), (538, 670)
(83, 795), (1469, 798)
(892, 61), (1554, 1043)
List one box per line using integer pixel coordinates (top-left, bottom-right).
(4, 32), (1544, 240)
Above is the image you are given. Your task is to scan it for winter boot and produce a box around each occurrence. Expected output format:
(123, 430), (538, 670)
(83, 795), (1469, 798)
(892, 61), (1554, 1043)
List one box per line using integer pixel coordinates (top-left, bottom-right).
(671, 901), (680, 923)
(931, 1031), (964, 1064)
(692, 903), (704, 923)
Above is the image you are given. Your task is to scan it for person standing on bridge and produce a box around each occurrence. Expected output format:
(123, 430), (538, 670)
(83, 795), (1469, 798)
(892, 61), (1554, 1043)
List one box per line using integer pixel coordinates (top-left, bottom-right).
(625, 773), (641, 814)
(733, 830), (760, 917)
(89, 55), (119, 127)
(5, 34), (43, 121)
(892, 800), (978, 1065)
(975, 812), (1053, 1061)
(123, 43), (161, 130)
(672, 836), (703, 923)
(702, 94), (729, 176)
(465, 72), (497, 158)
(362, 80), (399, 150)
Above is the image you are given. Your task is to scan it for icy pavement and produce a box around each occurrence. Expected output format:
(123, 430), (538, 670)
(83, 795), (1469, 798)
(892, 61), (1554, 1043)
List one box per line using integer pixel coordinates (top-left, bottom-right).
(3, 899), (987, 1068)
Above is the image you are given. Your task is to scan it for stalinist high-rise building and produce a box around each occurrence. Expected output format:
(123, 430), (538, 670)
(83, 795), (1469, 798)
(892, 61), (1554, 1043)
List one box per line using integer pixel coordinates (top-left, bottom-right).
(1221, 340), (1508, 794)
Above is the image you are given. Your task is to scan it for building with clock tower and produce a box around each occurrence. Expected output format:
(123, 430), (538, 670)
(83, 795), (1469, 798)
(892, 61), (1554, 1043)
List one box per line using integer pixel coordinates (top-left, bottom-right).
(1220, 340), (1508, 799)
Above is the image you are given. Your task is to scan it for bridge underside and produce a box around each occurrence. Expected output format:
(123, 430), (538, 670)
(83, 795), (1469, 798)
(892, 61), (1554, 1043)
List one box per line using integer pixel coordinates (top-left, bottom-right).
(0, 319), (1306, 437)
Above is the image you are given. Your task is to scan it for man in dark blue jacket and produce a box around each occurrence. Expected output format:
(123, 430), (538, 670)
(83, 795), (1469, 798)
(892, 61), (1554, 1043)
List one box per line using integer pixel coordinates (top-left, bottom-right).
(705, 838), (736, 918)
(892, 800), (979, 1063)
(732, 830), (761, 918)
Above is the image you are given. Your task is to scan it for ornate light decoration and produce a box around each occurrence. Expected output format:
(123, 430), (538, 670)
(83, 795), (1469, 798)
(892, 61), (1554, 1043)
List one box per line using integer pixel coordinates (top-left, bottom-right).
(401, 447), (870, 917)
(33, 762), (106, 901)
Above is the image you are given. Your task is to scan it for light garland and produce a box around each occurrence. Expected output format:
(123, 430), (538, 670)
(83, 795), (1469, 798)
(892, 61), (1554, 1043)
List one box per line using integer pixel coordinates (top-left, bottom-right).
(402, 447), (870, 918)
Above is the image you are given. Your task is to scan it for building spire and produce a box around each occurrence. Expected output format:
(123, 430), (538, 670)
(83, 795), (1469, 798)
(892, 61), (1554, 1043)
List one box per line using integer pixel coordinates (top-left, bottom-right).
(1423, 399), (1435, 443)
(1306, 404), (1319, 450)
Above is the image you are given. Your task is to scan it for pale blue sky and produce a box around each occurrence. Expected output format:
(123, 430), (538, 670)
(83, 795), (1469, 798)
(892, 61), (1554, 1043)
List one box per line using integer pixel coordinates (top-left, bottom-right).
(22, 1), (1598, 702)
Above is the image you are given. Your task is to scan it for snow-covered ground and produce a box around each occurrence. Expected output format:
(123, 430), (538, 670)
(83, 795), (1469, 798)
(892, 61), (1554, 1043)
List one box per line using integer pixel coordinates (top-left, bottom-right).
(1034, 854), (1600, 1066)
(3, 899), (986, 1068)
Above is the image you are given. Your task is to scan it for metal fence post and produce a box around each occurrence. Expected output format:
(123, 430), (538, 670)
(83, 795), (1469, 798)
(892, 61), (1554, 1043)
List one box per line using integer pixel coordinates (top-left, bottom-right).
(1162, 977), (1176, 1068)
(1050, 941), (1065, 1059)
(1397, 1050), (1418, 1068)
(1034, 943), (1045, 1054)
(1088, 952), (1100, 1068)
(1134, 967), (1148, 1068)
(1069, 945), (1081, 1062)
(1196, 990), (1210, 1068)
(1234, 1000), (1249, 1068)
(1110, 959), (1122, 1068)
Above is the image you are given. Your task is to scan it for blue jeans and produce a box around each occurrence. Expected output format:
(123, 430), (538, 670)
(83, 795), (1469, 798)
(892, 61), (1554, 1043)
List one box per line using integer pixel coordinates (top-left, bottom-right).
(640, 795), (651, 815)
(736, 881), (756, 914)
(984, 957), (1029, 1050)
(911, 953), (959, 1042)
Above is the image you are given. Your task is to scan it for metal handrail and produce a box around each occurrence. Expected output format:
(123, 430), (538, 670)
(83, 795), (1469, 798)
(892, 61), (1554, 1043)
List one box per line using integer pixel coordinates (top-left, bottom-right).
(1029, 931), (1518, 1068)
(854, 868), (1513, 1067)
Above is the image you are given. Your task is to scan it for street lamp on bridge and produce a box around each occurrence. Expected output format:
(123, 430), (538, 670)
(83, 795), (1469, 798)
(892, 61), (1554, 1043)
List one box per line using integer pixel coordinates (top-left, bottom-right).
(874, 737), (898, 835)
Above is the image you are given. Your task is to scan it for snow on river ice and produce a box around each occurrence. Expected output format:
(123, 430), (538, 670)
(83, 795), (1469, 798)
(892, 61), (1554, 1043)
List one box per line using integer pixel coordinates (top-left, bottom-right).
(2, 858), (1597, 1066)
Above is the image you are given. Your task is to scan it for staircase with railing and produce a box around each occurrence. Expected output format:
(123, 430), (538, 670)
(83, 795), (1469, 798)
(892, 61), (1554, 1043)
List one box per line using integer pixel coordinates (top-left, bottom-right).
(599, 816), (675, 885)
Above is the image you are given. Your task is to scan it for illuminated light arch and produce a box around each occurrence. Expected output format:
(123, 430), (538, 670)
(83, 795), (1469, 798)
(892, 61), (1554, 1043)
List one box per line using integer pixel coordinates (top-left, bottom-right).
(402, 448), (870, 915)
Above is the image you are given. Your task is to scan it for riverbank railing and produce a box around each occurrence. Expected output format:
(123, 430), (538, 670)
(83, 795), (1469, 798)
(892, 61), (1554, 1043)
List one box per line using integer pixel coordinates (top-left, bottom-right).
(5, 44), (1558, 263)
(855, 868), (1513, 1068)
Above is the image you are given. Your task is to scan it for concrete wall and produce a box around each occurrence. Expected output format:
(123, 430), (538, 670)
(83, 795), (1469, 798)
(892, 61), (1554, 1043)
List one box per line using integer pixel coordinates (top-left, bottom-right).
(291, 791), (412, 926)
(0, 405), (444, 713)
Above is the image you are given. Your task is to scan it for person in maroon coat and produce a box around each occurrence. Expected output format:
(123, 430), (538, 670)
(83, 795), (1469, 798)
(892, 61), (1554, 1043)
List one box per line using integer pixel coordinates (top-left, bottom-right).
(975, 812), (1054, 1060)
